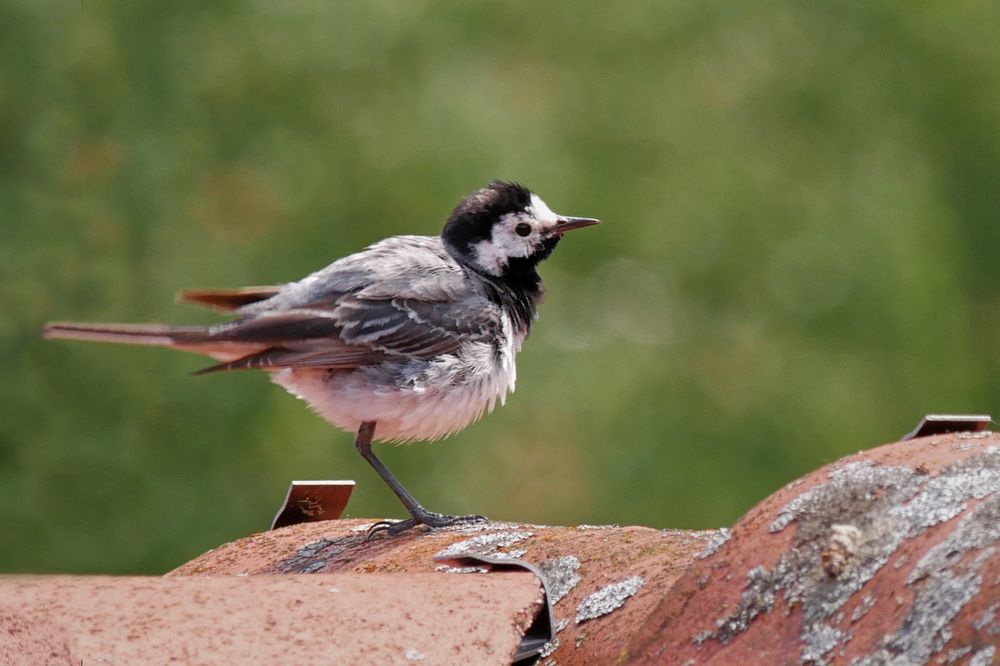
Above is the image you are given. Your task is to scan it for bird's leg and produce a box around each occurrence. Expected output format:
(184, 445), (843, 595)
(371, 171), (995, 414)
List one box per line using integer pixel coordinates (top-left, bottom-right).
(353, 421), (486, 537)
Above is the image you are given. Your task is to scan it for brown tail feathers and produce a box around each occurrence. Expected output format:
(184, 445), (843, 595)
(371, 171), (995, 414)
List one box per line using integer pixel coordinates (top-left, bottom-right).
(42, 322), (209, 347)
(176, 286), (280, 311)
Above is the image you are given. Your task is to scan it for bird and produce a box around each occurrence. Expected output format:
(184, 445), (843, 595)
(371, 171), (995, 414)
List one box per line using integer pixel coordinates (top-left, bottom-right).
(43, 181), (600, 535)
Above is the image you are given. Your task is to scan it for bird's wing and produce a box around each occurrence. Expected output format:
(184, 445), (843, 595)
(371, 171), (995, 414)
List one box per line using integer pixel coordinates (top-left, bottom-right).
(192, 297), (501, 374)
(191, 344), (387, 375)
(191, 237), (504, 374)
(193, 294), (502, 374)
(333, 294), (502, 356)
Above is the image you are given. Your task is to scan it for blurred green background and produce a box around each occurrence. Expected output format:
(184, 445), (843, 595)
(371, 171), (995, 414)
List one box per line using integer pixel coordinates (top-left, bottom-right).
(2, 2), (998, 574)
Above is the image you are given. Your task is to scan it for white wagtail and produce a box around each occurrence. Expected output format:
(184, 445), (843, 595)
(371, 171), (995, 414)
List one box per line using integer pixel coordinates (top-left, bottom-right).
(44, 181), (599, 534)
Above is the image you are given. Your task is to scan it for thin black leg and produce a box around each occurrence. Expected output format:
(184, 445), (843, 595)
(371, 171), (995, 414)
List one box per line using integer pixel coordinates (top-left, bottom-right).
(354, 421), (487, 536)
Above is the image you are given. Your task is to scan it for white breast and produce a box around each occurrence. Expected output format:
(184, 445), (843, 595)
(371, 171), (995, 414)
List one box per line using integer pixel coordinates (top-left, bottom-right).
(270, 314), (525, 443)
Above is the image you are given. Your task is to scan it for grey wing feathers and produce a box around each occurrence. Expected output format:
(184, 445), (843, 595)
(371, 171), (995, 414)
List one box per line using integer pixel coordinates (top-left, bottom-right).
(190, 236), (502, 374)
(191, 344), (386, 375)
(333, 295), (501, 356)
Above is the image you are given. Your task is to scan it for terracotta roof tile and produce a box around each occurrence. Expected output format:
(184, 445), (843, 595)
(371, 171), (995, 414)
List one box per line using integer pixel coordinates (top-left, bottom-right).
(0, 573), (543, 664)
(4, 428), (997, 665)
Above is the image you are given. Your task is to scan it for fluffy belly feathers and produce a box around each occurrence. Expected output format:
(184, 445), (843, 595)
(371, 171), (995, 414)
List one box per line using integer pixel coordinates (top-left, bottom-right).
(270, 338), (519, 443)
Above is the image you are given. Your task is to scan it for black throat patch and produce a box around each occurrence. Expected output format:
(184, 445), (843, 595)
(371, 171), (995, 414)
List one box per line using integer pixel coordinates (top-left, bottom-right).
(482, 235), (560, 336)
(441, 181), (555, 335)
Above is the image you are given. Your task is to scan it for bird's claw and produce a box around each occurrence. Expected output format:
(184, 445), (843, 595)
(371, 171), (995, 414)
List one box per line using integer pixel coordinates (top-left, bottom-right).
(366, 511), (488, 539)
(366, 518), (416, 538)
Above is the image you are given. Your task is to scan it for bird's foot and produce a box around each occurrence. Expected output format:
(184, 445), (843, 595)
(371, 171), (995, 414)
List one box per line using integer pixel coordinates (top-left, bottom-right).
(367, 510), (488, 539)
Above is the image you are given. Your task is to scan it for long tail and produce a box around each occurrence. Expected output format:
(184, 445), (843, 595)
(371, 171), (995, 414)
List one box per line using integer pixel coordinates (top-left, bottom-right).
(42, 321), (209, 347)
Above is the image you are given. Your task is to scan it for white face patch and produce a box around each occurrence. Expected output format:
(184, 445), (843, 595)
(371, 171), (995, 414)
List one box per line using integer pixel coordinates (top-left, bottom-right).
(528, 194), (559, 226)
(469, 195), (559, 276)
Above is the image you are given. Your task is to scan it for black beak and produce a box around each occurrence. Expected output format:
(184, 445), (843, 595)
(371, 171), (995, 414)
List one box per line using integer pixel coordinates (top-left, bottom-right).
(552, 216), (601, 234)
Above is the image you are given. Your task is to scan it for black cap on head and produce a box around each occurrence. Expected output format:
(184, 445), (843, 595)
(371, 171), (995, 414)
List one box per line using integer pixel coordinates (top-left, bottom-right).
(441, 181), (532, 253)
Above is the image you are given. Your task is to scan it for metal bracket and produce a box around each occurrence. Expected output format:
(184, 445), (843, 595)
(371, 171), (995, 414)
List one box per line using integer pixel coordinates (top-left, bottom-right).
(271, 480), (355, 530)
(901, 414), (993, 441)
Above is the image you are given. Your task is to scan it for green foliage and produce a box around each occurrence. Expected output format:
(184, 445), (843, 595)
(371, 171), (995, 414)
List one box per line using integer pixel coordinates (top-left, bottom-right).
(1, 1), (997, 573)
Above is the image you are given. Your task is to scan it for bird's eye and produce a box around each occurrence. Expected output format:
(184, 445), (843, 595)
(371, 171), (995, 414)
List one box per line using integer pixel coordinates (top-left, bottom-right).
(515, 222), (532, 237)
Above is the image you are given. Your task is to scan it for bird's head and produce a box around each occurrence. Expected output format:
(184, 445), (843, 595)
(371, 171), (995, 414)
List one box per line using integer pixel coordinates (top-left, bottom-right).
(441, 181), (600, 280)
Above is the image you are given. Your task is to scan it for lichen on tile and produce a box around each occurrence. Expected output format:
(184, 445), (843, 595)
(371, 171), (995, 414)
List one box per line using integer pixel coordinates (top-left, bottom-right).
(575, 576), (644, 624)
(434, 530), (534, 559)
(538, 556), (582, 604)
